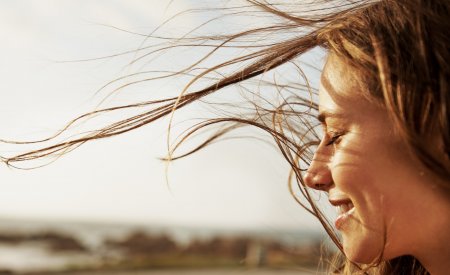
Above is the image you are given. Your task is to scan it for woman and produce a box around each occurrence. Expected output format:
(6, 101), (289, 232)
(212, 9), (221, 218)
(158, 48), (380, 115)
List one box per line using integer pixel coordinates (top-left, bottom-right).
(2, 0), (449, 273)
(301, 1), (450, 273)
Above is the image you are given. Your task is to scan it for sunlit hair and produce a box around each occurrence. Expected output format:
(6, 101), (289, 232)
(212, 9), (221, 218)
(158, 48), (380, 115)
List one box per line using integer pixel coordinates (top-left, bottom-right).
(1, 0), (448, 274)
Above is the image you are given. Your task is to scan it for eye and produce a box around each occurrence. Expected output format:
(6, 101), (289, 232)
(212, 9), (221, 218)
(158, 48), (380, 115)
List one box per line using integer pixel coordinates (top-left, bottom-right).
(325, 132), (344, 146)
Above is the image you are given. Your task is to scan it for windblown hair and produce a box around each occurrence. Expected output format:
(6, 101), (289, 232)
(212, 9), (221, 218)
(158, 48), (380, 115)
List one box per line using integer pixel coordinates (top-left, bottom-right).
(2, 0), (448, 274)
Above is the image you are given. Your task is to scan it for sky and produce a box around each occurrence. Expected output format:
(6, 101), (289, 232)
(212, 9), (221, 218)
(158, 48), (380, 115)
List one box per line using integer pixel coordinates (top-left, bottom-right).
(0, 0), (332, 232)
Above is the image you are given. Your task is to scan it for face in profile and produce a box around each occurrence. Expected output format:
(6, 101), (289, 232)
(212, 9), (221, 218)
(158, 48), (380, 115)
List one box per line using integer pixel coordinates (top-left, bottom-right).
(304, 54), (443, 264)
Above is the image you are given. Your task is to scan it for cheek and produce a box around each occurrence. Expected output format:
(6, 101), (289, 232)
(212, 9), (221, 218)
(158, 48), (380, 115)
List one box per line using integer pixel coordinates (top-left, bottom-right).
(331, 138), (388, 216)
(332, 159), (385, 221)
(330, 133), (389, 197)
(330, 137), (373, 193)
(331, 141), (391, 263)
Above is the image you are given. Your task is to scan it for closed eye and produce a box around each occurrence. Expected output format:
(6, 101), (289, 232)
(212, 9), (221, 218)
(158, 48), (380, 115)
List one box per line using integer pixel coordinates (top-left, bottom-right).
(325, 132), (343, 146)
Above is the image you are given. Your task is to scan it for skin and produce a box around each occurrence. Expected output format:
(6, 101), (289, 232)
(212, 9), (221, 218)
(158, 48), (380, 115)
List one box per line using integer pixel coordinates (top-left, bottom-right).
(304, 54), (450, 273)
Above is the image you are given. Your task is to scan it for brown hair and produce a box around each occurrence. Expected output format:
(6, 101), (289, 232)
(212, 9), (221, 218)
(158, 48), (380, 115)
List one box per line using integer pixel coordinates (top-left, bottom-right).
(2, 0), (448, 273)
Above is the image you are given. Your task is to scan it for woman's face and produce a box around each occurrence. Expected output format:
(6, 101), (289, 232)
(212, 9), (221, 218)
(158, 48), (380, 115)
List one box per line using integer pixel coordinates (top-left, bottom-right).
(305, 54), (435, 263)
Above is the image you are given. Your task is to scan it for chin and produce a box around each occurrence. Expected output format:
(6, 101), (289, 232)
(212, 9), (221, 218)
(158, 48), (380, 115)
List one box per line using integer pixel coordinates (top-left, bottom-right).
(342, 230), (385, 264)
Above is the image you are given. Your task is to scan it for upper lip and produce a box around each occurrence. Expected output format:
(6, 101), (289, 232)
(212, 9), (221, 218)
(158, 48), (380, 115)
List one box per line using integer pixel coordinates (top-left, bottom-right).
(328, 198), (353, 206)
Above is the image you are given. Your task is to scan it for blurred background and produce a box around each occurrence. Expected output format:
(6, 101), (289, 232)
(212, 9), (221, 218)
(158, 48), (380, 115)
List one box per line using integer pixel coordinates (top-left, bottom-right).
(0, 1), (334, 274)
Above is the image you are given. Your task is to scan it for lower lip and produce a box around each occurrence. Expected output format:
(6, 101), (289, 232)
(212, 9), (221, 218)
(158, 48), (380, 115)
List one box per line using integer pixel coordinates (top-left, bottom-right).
(335, 208), (355, 230)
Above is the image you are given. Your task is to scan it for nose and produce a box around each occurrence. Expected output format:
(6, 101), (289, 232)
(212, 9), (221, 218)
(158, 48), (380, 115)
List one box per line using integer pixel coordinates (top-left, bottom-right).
(304, 150), (333, 191)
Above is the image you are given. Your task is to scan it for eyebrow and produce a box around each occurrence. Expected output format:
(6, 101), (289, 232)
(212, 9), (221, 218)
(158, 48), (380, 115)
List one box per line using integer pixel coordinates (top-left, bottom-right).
(317, 111), (344, 124)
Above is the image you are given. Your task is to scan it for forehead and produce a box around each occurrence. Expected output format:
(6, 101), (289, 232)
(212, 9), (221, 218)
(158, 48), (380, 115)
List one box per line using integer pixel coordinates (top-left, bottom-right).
(318, 54), (380, 120)
(320, 54), (362, 102)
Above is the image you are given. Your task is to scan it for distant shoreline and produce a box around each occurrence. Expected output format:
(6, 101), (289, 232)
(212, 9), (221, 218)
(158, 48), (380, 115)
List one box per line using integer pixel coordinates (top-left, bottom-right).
(0, 218), (329, 274)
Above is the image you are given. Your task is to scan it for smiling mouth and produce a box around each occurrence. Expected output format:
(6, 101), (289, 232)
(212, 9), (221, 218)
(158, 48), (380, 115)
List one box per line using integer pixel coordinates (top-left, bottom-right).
(336, 201), (354, 216)
(330, 200), (355, 230)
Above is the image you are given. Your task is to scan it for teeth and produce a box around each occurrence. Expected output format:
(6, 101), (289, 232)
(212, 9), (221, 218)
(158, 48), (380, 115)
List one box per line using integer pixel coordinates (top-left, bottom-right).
(336, 202), (354, 215)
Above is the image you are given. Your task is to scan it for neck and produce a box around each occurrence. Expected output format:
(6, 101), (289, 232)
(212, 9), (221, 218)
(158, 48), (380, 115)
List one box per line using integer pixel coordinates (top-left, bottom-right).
(414, 187), (450, 275)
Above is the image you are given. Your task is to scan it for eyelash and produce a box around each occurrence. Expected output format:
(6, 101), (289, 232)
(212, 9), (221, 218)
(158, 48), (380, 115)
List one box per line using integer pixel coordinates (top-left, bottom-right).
(325, 132), (344, 146)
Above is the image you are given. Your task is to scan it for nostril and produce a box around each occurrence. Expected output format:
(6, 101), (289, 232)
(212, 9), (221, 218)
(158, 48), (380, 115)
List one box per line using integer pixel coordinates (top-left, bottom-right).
(313, 183), (329, 191)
